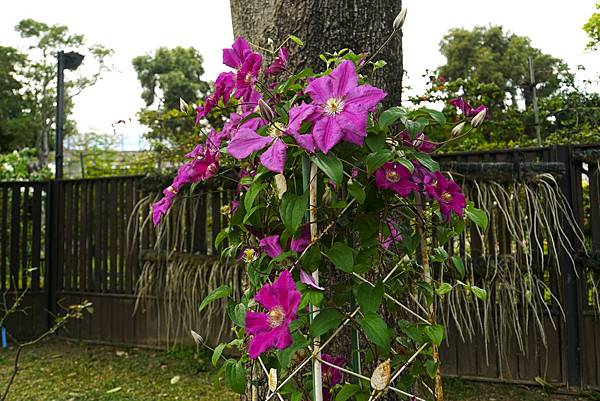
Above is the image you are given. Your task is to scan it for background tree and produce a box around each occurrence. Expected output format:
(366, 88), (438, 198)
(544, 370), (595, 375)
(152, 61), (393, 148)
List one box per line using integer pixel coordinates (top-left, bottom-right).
(229, 0), (404, 106)
(414, 25), (598, 149)
(583, 1), (600, 51)
(132, 47), (211, 162)
(0, 46), (29, 152)
(12, 19), (113, 170)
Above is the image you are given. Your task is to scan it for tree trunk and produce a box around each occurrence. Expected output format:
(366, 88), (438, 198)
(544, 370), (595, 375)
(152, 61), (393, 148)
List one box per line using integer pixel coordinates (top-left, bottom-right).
(230, 0), (403, 106)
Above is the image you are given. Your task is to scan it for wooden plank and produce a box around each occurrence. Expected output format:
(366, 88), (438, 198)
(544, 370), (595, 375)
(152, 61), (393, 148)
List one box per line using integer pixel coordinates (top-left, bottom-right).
(589, 165), (600, 252)
(125, 179), (135, 293)
(109, 179), (118, 293)
(194, 191), (207, 254)
(118, 179), (126, 293)
(211, 191), (221, 255)
(10, 183), (20, 290)
(31, 185), (42, 291)
(72, 183), (80, 291)
(94, 181), (103, 292)
(86, 182), (94, 291)
(63, 182), (73, 291)
(79, 181), (88, 292)
(20, 186), (29, 290)
(1, 187), (7, 291)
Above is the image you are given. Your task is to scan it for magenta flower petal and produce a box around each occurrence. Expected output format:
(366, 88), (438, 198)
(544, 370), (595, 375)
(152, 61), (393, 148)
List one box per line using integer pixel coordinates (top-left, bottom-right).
(223, 36), (252, 69)
(248, 325), (292, 359)
(345, 84), (387, 112)
(337, 107), (368, 146)
(290, 226), (310, 253)
(328, 60), (358, 98)
(305, 75), (334, 104)
(245, 311), (270, 335)
(259, 235), (283, 258)
(259, 139), (287, 173)
(313, 117), (344, 154)
(227, 128), (272, 160)
(300, 269), (324, 291)
(375, 162), (418, 197)
(246, 270), (301, 359)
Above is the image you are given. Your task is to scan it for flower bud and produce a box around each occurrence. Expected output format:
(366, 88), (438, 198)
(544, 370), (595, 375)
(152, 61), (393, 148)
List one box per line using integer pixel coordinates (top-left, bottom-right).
(451, 122), (466, 137)
(258, 98), (274, 122)
(190, 330), (204, 345)
(471, 108), (487, 128)
(274, 174), (287, 199)
(393, 8), (407, 31)
(179, 97), (188, 113)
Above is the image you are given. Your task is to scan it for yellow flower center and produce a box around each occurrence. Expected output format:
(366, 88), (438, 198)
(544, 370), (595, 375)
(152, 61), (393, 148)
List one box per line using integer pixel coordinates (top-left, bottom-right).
(243, 248), (258, 263)
(167, 186), (177, 194)
(324, 97), (345, 116)
(385, 170), (400, 183)
(441, 191), (453, 202)
(268, 306), (286, 328)
(245, 72), (252, 83)
(268, 122), (285, 139)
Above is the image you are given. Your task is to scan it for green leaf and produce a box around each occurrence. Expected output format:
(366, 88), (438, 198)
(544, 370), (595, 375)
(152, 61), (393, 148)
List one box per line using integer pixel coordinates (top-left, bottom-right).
(451, 256), (465, 279)
(379, 106), (407, 129)
(212, 343), (226, 366)
(358, 312), (391, 350)
(366, 130), (386, 152)
(424, 324), (445, 346)
(227, 303), (246, 327)
(405, 117), (429, 136)
(348, 181), (366, 204)
(310, 309), (344, 337)
(214, 229), (229, 248)
(325, 243), (354, 272)
(466, 203), (488, 230)
(199, 285), (231, 312)
(357, 282), (384, 314)
(471, 285), (488, 301)
(336, 384), (362, 401)
(365, 149), (393, 173)
(243, 182), (263, 212)
(280, 191), (309, 234)
(289, 34), (304, 47)
(425, 108), (446, 125)
(312, 153), (343, 185)
(396, 156), (414, 173)
(435, 282), (453, 296)
(431, 247), (449, 263)
(224, 360), (246, 394)
(299, 243), (321, 269)
(424, 359), (438, 379)
(412, 152), (440, 172)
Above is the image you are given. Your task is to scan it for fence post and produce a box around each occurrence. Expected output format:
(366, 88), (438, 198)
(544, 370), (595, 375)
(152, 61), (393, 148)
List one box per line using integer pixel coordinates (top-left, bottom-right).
(46, 180), (59, 327)
(553, 145), (583, 389)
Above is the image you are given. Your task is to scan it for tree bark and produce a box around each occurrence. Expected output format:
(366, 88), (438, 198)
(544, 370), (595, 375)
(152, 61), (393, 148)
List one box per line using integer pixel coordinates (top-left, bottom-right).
(230, 0), (403, 106)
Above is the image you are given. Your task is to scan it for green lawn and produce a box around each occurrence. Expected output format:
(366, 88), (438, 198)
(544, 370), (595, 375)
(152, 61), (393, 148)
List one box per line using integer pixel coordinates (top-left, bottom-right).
(0, 339), (593, 401)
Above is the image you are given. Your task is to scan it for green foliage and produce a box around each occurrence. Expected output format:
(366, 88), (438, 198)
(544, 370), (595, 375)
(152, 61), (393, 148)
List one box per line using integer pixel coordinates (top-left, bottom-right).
(133, 47), (213, 161)
(415, 25), (599, 150)
(8, 19), (113, 169)
(583, 1), (600, 50)
(0, 149), (52, 181)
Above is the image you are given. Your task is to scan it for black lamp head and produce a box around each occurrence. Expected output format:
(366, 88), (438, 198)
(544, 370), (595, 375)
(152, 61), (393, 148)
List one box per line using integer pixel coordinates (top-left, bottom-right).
(63, 51), (85, 70)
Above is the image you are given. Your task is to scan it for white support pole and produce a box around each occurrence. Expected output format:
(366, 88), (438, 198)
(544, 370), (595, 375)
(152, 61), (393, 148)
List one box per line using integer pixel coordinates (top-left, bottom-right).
(309, 162), (323, 401)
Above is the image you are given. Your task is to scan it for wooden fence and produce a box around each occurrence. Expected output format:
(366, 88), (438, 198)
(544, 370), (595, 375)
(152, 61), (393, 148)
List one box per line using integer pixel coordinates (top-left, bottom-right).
(0, 144), (599, 389)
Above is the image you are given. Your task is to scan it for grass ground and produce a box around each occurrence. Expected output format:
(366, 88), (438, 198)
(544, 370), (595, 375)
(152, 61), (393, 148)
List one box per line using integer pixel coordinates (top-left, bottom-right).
(0, 339), (594, 401)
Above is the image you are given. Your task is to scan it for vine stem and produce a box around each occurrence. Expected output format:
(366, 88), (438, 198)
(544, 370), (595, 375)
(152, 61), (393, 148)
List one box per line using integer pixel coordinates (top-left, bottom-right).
(308, 161), (324, 401)
(415, 193), (444, 401)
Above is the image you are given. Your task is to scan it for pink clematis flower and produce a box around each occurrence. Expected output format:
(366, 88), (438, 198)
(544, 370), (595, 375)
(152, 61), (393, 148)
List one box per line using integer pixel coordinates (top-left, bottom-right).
(235, 53), (262, 101)
(290, 225), (311, 253)
(380, 219), (403, 250)
(227, 123), (288, 173)
(425, 172), (466, 221)
(449, 98), (488, 118)
(223, 36), (253, 70)
(265, 47), (289, 75)
(300, 269), (324, 291)
(400, 131), (436, 153)
(196, 72), (235, 121)
(375, 162), (418, 197)
(245, 270), (301, 358)
(259, 235), (283, 258)
(296, 60), (387, 153)
(321, 354), (346, 401)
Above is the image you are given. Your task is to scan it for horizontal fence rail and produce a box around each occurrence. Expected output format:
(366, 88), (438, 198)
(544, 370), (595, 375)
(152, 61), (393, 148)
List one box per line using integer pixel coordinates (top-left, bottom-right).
(0, 143), (599, 389)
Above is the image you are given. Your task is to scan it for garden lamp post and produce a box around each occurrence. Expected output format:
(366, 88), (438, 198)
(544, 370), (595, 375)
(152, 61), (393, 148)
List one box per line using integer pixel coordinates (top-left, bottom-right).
(55, 50), (84, 179)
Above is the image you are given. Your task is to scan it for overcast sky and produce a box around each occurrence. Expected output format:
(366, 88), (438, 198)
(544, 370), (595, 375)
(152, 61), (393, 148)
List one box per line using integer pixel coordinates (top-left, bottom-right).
(1, 0), (598, 150)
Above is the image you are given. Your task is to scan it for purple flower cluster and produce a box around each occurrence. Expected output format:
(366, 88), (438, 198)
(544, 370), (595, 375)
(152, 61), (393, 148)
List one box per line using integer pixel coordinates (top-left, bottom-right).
(375, 157), (466, 221)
